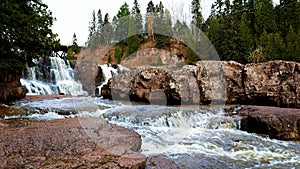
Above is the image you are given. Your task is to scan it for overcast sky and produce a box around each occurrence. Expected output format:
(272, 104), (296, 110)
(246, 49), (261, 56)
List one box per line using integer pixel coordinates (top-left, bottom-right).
(43, 0), (280, 46)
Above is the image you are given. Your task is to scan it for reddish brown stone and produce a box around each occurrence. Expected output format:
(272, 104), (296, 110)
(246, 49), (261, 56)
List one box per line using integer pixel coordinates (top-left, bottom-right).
(0, 117), (146, 168)
(238, 106), (300, 141)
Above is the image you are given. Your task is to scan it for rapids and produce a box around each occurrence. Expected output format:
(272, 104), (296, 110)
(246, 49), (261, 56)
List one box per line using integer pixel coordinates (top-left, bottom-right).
(9, 97), (300, 168)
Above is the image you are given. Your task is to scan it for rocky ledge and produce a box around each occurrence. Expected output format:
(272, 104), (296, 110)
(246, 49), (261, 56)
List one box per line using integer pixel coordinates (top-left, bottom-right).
(238, 106), (300, 141)
(0, 118), (146, 168)
(101, 60), (300, 108)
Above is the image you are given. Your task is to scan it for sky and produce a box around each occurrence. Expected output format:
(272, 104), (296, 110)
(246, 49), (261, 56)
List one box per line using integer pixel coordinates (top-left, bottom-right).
(43, 0), (280, 46)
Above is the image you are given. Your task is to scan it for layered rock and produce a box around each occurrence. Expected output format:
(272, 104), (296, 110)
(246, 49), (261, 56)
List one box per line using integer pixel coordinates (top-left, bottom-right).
(0, 117), (146, 168)
(238, 106), (300, 141)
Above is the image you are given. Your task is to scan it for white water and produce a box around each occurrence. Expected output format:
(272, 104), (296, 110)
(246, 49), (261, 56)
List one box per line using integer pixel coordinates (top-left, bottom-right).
(10, 97), (300, 168)
(21, 57), (87, 96)
(95, 64), (127, 96)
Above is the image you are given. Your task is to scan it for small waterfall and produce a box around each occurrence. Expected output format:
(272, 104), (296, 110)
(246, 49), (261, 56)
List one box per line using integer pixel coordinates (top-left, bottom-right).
(95, 64), (125, 96)
(21, 57), (87, 96)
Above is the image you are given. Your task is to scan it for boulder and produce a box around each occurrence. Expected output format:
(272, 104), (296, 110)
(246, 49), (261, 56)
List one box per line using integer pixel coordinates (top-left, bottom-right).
(238, 106), (300, 141)
(244, 60), (300, 107)
(196, 61), (244, 104)
(0, 71), (27, 103)
(0, 117), (146, 168)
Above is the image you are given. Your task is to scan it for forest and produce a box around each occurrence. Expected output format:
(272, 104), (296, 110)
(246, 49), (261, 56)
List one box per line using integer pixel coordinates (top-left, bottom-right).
(81, 0), (300, 64)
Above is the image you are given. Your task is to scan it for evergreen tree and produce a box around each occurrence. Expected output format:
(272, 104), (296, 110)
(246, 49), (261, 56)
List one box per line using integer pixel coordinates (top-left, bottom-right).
(238, 13), (254, 63)
(253, 0), (276, 38)
(71, 33), (80, 54)
(96, 9), (104, 44)
(191, 0), (203, 29)
(116, 3), (131, 41)
(102, 13), (114, 44)
(284, 26), (300, 61)
(277, 0), (300, 37)
(131, 0), (143, 35)
(258, 30), (283, 60)
(87, 10), (97, 46)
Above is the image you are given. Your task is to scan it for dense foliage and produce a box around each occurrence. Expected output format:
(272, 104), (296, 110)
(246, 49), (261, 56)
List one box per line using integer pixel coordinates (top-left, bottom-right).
(86, 0), (300, 64)
(0, 0), (60, 71)
(206, 0), (300, 63)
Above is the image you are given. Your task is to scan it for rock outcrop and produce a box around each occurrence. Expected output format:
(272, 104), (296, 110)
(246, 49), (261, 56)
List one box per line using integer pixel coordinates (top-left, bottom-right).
(101, 60), (300, 108)
(0, 71), (27, 103)
(244, 61), (300, 107)
(0, 118), (146, 168)
(238, 106), (300, 141)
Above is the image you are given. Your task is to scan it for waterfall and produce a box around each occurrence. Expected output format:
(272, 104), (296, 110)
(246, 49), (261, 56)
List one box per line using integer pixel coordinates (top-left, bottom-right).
(21, 57), (87, 96)
(95, 64), (126, 96)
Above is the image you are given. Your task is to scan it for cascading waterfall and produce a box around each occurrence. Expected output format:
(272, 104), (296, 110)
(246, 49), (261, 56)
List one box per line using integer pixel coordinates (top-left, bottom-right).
(21, 57), (87, 96)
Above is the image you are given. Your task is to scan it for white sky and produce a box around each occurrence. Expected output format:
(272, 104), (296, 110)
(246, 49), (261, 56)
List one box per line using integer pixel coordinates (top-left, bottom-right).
(43, 0), (280, 46)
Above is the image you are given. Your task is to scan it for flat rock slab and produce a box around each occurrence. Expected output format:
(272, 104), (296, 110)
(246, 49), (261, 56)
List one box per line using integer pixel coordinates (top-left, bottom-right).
(0, 117), (146, 168)
(238, 106), (300, 141)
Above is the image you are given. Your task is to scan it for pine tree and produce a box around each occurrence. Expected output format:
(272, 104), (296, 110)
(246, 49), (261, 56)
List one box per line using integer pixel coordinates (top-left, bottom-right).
(87, 10), (97, 46)
(191, 0), (203, 29)
(258, 30), (283, 60)
(277, 0), (300, 37)
(131, 0), (143, 35)
(96, 9), (104, 44)
(71, 33), (80, 54)
(284, 26), (299, 61)
(102, 13), (113, 44)
(238, 13), (254, 63)
(253, 0), (277, 38)
(116, 3), (131, 41)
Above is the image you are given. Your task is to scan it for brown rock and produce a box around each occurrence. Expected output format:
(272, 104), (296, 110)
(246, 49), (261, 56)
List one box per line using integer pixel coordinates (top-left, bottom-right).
(146, 155), (180, 169)
(238, 106), (300, 141)
(0, 71), (27, 103)
(244, 60), (300, 107)
(0, 118), (146, 168)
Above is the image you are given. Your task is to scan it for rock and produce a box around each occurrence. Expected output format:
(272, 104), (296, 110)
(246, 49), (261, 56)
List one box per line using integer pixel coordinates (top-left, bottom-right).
(238, 106), (300, 141)
(196, 61), (244, 105)
(146, 155), (180, 169)
(0, 104), (27, 118)
(0, 117), (146, 168)
(0, 71), (27, 103)
(101, 60), (300, 108)
(129, 68), (181, 105)
(244, 60), (300, 108)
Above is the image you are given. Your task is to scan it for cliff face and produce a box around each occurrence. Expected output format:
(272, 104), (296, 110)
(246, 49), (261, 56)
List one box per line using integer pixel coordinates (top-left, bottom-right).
(101, 60), (300, 108)
(0, 71), (27, 103)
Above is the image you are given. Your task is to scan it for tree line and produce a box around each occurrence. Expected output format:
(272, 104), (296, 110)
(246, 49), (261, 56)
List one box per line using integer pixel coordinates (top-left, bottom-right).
(86, 0), (300, 64)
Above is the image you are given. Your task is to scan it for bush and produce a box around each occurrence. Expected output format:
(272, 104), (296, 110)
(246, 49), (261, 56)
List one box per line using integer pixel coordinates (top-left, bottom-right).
(115, 47), (123, 63)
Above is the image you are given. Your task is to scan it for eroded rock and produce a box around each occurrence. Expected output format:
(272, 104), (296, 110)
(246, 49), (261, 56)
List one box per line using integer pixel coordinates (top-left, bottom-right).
(238, 106), (300, 141)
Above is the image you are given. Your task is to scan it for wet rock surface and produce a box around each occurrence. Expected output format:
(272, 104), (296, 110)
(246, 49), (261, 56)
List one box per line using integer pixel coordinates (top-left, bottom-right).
(238, 105), (300, 141)
(0, 117), (146, 168)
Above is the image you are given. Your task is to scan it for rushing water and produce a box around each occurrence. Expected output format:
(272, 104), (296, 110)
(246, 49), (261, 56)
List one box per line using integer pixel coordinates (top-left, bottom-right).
(21, 57), (87, 96)
(17, 61), (300, 168)
(9, 97), (300, 168)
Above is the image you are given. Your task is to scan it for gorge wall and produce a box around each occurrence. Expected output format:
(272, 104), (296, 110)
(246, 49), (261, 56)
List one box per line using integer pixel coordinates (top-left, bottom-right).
(101, 60), (300, 108)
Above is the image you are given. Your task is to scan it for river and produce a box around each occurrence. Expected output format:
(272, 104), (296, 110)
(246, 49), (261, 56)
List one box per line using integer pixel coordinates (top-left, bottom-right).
(16, 57), (300, 168)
